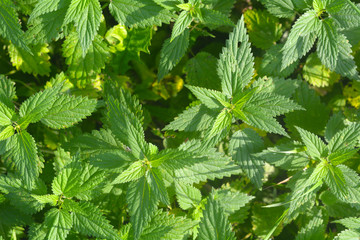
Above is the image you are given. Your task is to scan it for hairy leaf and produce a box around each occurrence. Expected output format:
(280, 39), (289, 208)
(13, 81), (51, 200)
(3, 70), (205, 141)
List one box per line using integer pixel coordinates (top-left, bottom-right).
(44, 208), (73, 240)
(158, 29), (189, 81)
(198, 193), (236, 240)
(41, 94), (97, 129)
(5, 131), (39, 189)
(0, 0), (30, 51)
(229, 129), (265, 188)
(109, 0), (172, 28)
(64, 0), (102, 54)
(218, 16), (254, 96)
(127, 177), (159, 239)
(72, 201), (120, 239)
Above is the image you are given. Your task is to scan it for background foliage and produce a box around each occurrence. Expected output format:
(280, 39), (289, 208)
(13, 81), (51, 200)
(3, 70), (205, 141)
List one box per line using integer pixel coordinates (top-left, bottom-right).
(0, 0), (360, 239)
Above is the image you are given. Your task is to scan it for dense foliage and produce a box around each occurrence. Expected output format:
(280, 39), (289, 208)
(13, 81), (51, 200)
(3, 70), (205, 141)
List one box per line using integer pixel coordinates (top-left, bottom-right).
(0, 0), (360, 239)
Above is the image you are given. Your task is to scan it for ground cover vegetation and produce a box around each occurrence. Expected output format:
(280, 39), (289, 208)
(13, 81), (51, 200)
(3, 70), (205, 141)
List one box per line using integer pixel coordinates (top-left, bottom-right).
(0, 0), (360, 239)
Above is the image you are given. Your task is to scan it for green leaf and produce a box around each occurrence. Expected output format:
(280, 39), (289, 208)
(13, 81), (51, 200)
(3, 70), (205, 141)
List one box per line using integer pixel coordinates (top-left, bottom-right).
(140, 210), (196, 240)
(229, 129), (265, 188)
(334, 217), (360, 230)
(198, 193), (236, 240)
(325, 112), (345, 143)
(244, 9), (283, 50)
(202, 0), (235, 16)
(106, 26), (153, 74)
(317, 18), (339, 70)
(0, 75), (16, 109)
(52, 161), (105, 199)
(324, 164), (348, 200)
(281, 10), (321, 69)
(320, 190), (359, 218)
(200, 8), (234, 29)
(0, 203), (32, 233)
(260, 0), (295, 18)
(250, 77), (299, 98)
(90, 150), (135, 171)
(107, 95), (149, 159)
(295, 126), (327, 159)
(285, 82), (330, 135)
(0, 125), (14, 141)
(186, 85), (229, 109)
(32, 194), (58, 206)
(184, 52), (222, 90)
(218, 16), (254, 97)
(51, 162), (81, 197)
(331, 1), (360, 29)
(328, 123), (360, 153)
(334, 34), (359, 81)
(174, 157), (241, 185)
(308, 161), (328, 186)
(0, 0), (30, 52)
(163, 104), (217, 132)
(337, 165), (360, 206)
(0, 175), (46, 214)
(109, 0), (173, 28)
(64, 0), (102, 54)
(245, 91), (303, 117)
(260, 141), (309, 171)
(252, 203), (285, 238)
(286, 171), (321, 222)
(8, 43), (51, 76)
(303, 53), (340, 87)
(295, 210), (325, 240)
(75, 163), (106, 199)
(171, 11), (192, 41)
(312, 0), (324, 12)
(150, 148), (206, 171)
(28, 223), (47, 240)
(175, 182), (201, 210)
(208, 109), (232, 138)
(259, 44), (299, 78)
(242, 108), (289, 136)
(158, 29), (189, 81)
(26, 0), (70, 44)
(19, 84), (62, 127)
(328, 148), (358, 166)
(63, 32), (111, 83)
(71, 201), (120, 240)
(44, 208), (73, 240)
(147, 169), (170, 206)
(41, 94), (97, 129)
(64, 129), (124, 156)
(127, 176), (159, 239)
(212, 189), (254, 215)
(335, 230), (360, 240)
(28, 0), (63, 20)
(114, 161), (146, 184)
(233, 88), (258, 112)
(5, 131), (39, 189)
(0, 101), (15, 126)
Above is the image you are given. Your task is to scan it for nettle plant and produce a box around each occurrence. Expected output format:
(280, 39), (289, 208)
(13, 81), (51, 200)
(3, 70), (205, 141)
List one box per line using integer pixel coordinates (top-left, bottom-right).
(261, 0), (360, 80)
(0, 0), (360, 239)
(0, 77), (96, 189)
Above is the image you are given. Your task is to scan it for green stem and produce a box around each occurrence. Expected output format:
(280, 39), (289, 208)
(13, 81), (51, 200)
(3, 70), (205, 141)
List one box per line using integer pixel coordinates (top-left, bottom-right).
(346, 0), (360, 16)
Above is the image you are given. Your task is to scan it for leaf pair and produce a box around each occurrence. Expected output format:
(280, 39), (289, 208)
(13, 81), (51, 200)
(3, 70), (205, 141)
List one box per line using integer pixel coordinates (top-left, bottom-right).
(166, 18), (303, 138)
(276, 0), (360, 80)
(65, 84), (243, 239)
(28, 158), (118, 240)
(0, 76), (97, 189)
(261, 115), (360, 221)
(158, 0), (235, 80)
